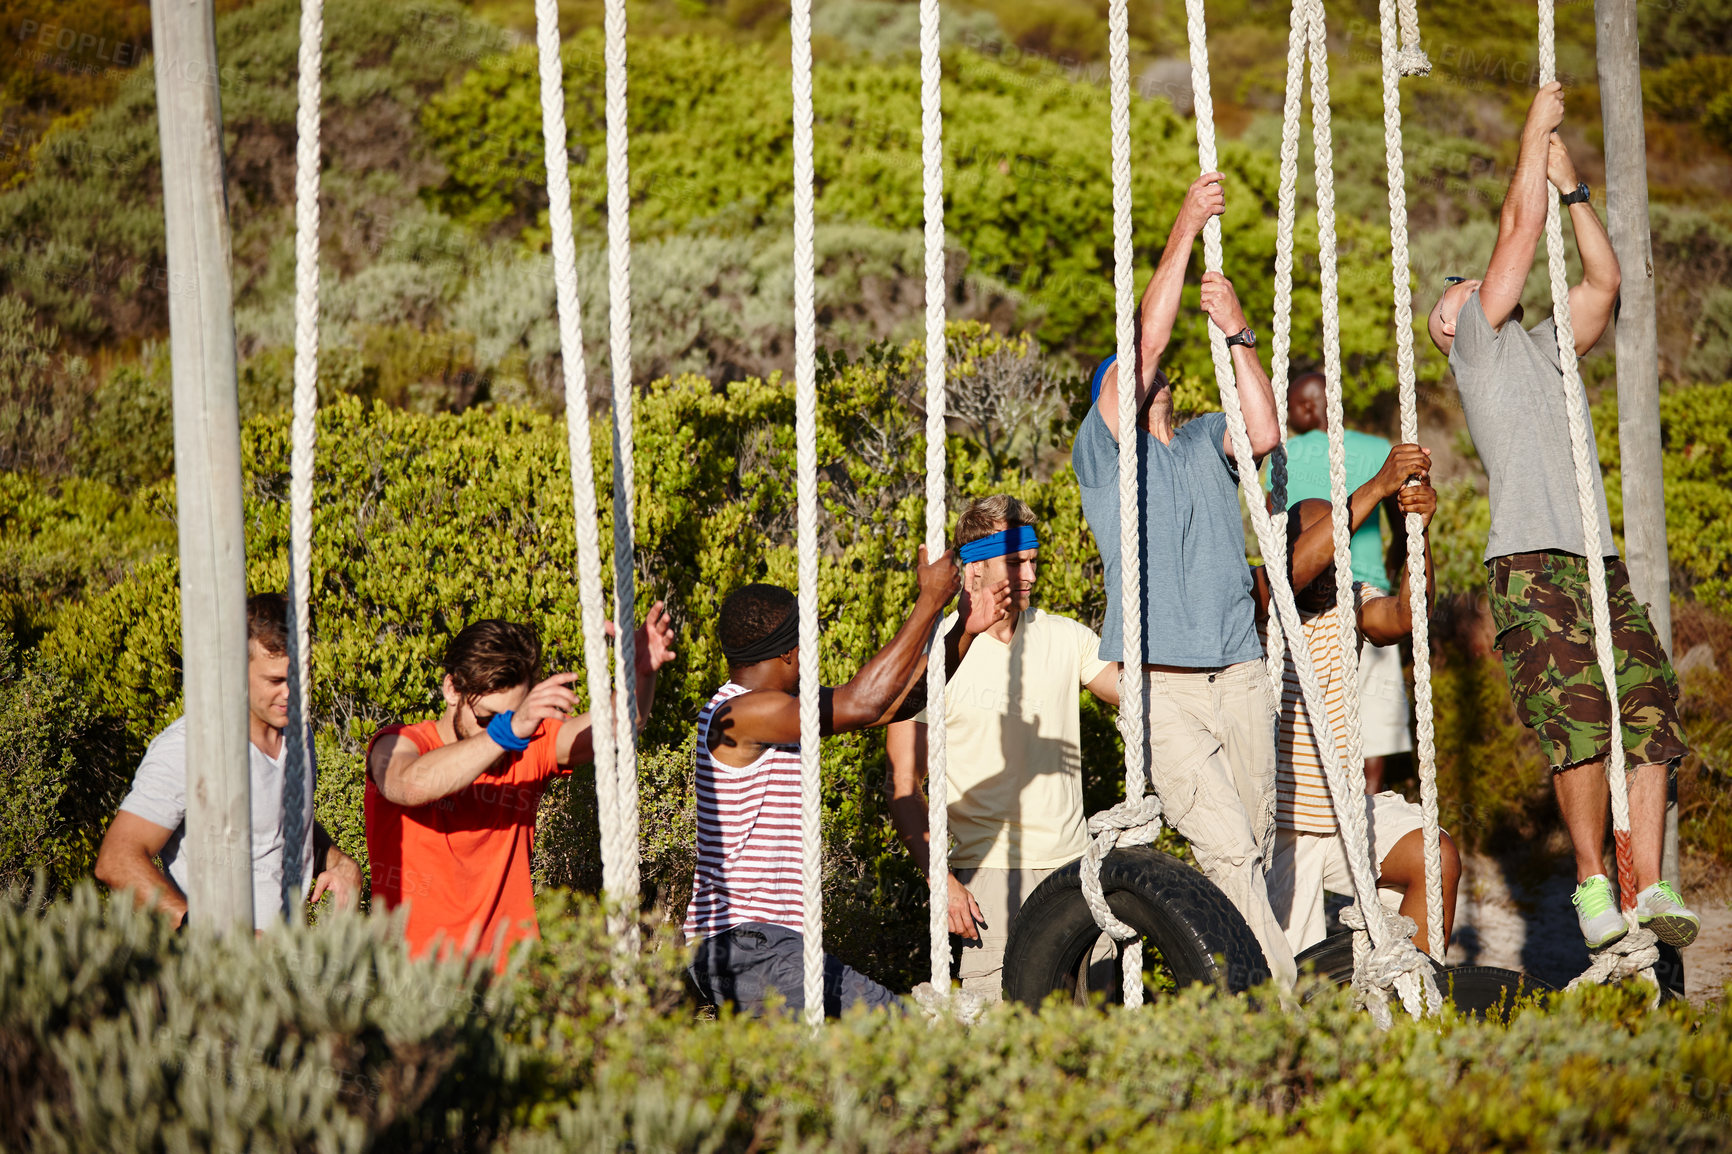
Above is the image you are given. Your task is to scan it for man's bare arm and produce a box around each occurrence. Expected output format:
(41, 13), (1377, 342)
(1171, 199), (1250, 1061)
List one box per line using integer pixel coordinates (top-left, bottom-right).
(1480, 83), (1566, 331)
(1546, 137), (1621, 355)
(707, 547), (960, 751)
(1360, 484), (1437, 647)
(1252, 444), (1431, 615)
(1096, 173), (1225, 440)
(1199, 271), (1279, 460)
(555, 602), (678, 768)
(1084, 662), (1123, 707)
(94, 812), (186, 924)
(885, 720), (984, 939)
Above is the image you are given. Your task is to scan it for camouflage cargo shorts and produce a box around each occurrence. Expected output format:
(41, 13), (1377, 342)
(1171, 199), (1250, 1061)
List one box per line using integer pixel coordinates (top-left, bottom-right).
(1487, 552), (1687, 771)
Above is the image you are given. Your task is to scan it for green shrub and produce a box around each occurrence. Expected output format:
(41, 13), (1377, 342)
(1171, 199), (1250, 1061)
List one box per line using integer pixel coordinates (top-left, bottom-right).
(0, 879), (515, 1153)
(0, 639), (129, 895)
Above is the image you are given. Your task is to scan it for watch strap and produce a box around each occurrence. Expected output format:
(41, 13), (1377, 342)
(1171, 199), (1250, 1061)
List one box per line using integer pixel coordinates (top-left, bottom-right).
(1560, 182), (1591, 206)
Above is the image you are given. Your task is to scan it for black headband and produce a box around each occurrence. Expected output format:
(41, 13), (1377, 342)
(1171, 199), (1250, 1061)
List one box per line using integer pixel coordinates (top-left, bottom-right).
(721, 606), (800, 667)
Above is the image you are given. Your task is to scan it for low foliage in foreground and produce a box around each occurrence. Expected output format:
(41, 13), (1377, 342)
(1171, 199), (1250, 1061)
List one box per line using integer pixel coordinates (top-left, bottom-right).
(5, 883), (1731, 1153)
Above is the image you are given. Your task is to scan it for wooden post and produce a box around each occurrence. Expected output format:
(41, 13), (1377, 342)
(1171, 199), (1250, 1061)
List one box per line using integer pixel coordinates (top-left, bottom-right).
(150, 0), (254, 934)
(1595, 0), (1682, 994)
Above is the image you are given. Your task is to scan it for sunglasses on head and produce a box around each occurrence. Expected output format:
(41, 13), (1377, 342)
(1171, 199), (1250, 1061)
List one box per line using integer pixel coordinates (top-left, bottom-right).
(1444, 276), (1467, 285)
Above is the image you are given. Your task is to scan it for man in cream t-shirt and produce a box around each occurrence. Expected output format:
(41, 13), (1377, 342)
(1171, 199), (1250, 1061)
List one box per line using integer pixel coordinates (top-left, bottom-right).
(888, 494), (1121, 1000)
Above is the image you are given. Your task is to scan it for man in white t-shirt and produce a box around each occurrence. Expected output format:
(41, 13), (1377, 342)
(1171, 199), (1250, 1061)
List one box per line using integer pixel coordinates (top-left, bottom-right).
(887, 494), (1122, 1001)
(96, 593), (362, 930)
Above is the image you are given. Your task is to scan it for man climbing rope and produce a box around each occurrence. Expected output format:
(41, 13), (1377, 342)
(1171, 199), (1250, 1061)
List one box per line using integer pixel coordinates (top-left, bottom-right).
(1257, 445), (1461, 958)
(1072, 170), (1293, 985)
(365, 607), (676, 968)
(1279, 370), (1411, 796)
(885, 495), (1122, 1002)
(97, 593), (363, 929)
(684, 549), (1005, 1017)
(1426, 81), (1695, 952)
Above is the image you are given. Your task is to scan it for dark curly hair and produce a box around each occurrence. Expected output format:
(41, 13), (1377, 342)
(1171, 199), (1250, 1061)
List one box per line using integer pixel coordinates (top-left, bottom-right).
(444, 619), (542, 699)
(719, 584), (797, 658)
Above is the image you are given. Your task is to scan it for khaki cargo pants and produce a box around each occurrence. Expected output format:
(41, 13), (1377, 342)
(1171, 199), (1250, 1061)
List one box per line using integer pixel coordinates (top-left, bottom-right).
(1139, 660), (1296, 987)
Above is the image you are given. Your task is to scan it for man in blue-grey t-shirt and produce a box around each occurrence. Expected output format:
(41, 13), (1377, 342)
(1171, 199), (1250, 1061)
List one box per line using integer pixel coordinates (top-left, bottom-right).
(1279, 370), (1411, 795)
(1072, 170), (1291, 985)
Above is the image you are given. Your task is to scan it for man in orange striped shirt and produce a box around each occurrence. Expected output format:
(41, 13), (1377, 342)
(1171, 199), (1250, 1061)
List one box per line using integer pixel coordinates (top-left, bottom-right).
(1253, 443), (1461, 958)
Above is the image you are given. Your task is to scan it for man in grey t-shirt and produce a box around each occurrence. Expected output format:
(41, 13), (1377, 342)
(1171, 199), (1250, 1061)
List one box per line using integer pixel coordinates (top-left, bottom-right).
(1427, 83), (1695, 953)
(1072, 170), (1291, 985)
(96, 593), (362, 930)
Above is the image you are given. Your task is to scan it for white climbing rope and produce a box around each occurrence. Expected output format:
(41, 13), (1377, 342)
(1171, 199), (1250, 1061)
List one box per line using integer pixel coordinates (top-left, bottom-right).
(1377, 0), (1446, 961)
(1536, 0), (1657, 990)
(1187, 0), (1439, 1025)
(603, 0), (643, 922)
(1108, 0), (1155, 1009)
(1260, 0), (1307, 706)
(790, 0), (825, 1029)
(534, 0), (627, 926)
(282, 0), (322, 922)
(918, 0), (953, 997)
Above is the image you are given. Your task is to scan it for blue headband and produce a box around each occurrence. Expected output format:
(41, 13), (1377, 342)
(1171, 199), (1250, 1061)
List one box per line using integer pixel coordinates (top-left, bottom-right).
(1090, 354), (1117, 405)
(958, 525), (1041, 563)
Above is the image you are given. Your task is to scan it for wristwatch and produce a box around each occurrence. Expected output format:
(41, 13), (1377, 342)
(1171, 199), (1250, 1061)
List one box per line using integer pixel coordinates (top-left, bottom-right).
(1559, 181), (1591, 206)
(1224, 326), (1258, 349)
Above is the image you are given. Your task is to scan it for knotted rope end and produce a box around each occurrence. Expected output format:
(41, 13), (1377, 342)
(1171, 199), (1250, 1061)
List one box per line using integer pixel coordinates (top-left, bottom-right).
(1396, 45), (1432, 77)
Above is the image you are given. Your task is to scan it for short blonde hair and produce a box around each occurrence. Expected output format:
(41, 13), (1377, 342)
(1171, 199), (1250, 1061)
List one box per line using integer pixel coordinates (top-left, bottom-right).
(953, 494), (1037, 549)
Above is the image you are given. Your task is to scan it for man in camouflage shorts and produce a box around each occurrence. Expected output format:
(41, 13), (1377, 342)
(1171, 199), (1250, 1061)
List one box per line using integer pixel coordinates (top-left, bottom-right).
(1427, 84), (1697, 951)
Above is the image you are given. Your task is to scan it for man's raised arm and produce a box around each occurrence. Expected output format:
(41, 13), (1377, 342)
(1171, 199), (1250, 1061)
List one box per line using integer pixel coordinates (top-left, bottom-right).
(1479, 83), (1565, 331)
(1096, 172), (1225, 438)
(709, 547), (961, 746)
(1547, 135), (1621, 355)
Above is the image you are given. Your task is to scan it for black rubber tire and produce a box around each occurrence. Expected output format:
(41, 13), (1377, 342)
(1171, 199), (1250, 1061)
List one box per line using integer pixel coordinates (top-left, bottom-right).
(1294, 931), (1454, 1005)
(1002, 846), (1271, 1007)
(1439, 965), (1557, 1019)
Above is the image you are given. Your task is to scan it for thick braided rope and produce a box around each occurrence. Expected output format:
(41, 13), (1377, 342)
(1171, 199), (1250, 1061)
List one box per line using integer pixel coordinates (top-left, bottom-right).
(1260, 0), (1307, 703)
(790, 0), (825, 1029)
(282, 0), (323, 921)
(1189, 0), (1437, 1022)
(918, 0), (953, 996)
(1394, 0), (1431, 76)
(1307, 0), (1369, 825)
(1078, 795), (1165, 977)
(1565, 913), (1661, 1003)
(1107, 0), (1148, 1008)
(1304, 0), (1431, 1019)
(1378, 0), (1446, 959)
(535, 0), (623, 924)
(603, 0), (642, 920)
(1536, 2), (1638, 915)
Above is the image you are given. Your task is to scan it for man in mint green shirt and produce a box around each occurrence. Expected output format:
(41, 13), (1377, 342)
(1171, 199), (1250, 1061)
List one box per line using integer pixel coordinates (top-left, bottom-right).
(1277, 371), (1411, 793)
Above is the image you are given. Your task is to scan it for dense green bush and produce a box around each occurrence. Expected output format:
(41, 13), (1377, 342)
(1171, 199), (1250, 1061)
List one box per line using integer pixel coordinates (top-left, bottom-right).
(0, 880), (515, 1153)
(9, 883), (1732, 1153)
(419, 28), (1404, 407)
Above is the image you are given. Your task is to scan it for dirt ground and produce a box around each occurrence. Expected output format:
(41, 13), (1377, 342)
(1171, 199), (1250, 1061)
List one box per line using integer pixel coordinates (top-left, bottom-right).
(1444, 849), (1732, 1005)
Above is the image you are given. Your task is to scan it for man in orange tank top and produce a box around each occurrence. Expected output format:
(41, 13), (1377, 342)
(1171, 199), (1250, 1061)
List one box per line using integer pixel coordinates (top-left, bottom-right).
(366, 608), (675, 968)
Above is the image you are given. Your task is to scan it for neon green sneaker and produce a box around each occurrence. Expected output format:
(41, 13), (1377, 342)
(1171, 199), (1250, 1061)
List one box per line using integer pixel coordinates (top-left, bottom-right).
(1571, 875), (1628, 950)
(1636, 880), (1700, 948)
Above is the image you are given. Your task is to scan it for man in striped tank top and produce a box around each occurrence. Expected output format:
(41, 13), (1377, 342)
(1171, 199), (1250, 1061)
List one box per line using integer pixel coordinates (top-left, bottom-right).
(1253, 444), (1462, 958)
(685, 547), (1002, 1017)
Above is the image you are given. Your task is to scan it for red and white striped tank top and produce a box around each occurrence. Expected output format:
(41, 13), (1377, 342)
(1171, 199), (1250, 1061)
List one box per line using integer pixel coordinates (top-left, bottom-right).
(681, 682), (807, 943)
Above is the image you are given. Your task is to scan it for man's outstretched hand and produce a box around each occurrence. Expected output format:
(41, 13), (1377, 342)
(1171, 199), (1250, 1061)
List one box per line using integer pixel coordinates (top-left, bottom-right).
(916, 545), (962, 605)
(634, 600), (677, 674)
(1371, 443), (1432, 498)
(1175, 170), (1227, 236)
(960, 577), (1012, 635)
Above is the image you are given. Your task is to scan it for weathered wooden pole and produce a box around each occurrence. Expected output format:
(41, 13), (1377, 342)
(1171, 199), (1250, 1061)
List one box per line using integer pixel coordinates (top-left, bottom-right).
(1595, 0), (1681, 988)
(150, 0), (254, 934)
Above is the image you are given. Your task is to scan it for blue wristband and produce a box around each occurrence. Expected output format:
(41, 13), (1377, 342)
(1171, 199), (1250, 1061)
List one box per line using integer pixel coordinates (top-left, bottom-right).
(487, 711), (532, 752)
